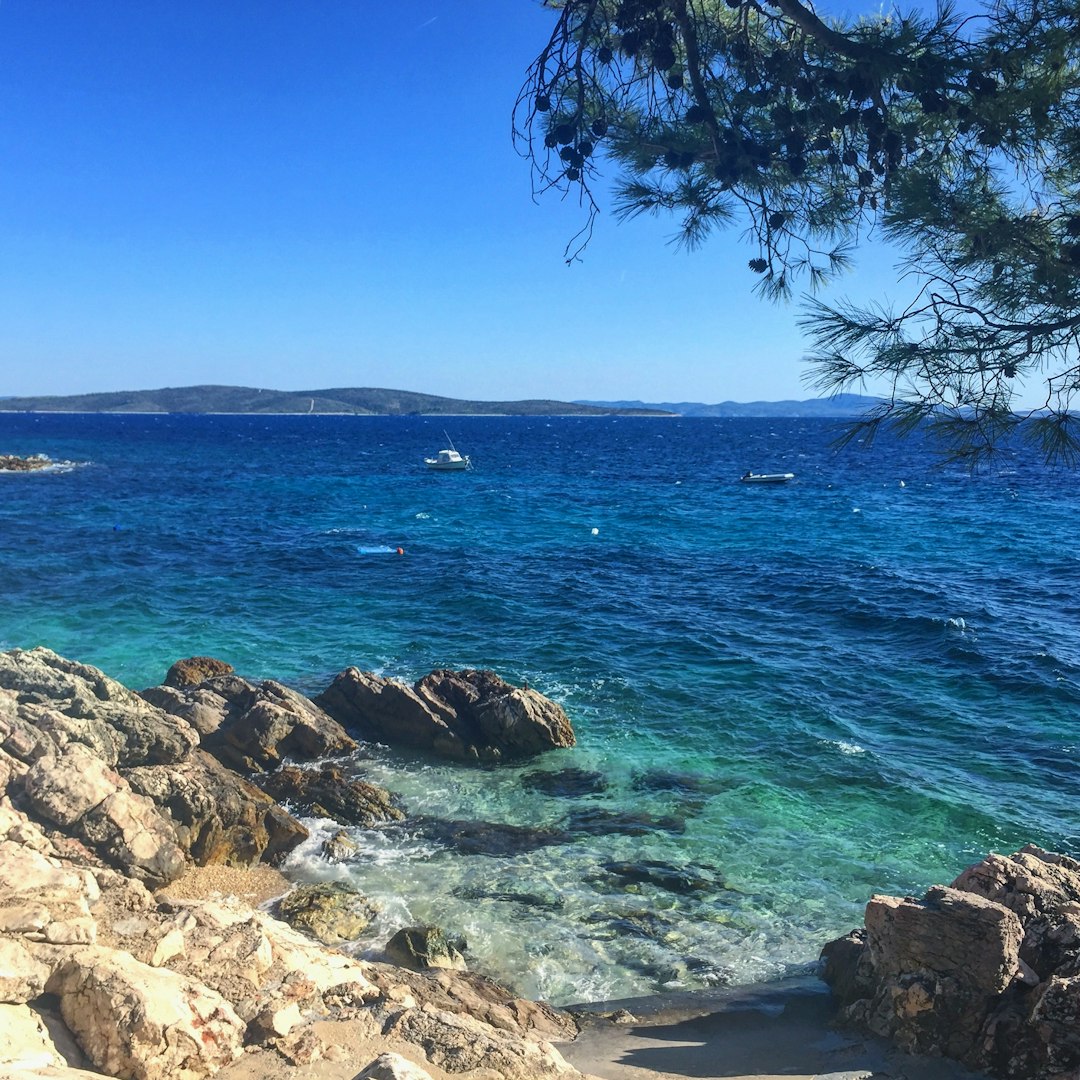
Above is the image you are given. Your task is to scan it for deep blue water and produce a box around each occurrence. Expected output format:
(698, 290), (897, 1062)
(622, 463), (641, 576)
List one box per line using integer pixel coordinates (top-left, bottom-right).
(2, 412), (1078, 1003)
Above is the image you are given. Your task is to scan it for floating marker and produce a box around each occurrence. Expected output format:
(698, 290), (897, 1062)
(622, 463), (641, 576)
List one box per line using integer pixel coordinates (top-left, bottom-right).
(591, 527), (599, 535)
(396, 547), (404, 555)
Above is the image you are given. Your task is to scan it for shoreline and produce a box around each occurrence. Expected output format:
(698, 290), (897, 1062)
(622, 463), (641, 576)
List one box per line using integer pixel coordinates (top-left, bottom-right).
(558, 978), (990, 1080)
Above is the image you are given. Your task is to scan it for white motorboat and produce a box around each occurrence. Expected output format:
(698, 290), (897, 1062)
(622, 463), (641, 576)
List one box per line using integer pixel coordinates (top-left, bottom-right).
(740, 472), (794, 484)
(425, 435), (471, 471)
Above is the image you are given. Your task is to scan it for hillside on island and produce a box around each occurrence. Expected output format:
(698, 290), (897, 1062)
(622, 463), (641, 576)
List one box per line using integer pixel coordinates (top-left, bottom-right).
(0, 385), (888, 417)
(0, 385), (673, 416)
(575, 393), (885, 417)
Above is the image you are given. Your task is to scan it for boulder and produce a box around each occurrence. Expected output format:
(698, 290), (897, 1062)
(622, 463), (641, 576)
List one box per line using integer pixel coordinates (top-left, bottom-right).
(0, 647), (199, 768)
(385, 926), (467, 972)
(822, 846), (1080, 1079)
(143, 673), (357, 774)
(123, 750), (308, 867)
(46, 945), (245, 1080)
(258, 763), (404, 827)
(163, 656), (234, 689)
(22, 745), (186, 888)
(386, 1004), (577, 1078)
(316, 667), (574, 761)
(355, 1051), (437, 1080)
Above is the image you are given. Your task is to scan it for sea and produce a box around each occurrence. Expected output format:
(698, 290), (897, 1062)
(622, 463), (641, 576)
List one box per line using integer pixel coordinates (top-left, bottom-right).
(1, 411), (1077, 1006)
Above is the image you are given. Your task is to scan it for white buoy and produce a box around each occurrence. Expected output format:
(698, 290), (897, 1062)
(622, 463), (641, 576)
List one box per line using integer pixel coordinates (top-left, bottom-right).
(591, 527), (599, 535)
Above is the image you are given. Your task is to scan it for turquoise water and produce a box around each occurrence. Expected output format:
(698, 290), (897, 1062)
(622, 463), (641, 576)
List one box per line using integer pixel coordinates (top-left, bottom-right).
(2, 412), (1077, 1003)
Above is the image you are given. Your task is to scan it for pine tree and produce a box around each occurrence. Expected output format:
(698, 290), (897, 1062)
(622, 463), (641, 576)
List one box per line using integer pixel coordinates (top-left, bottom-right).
(515, 0), (1080, 463)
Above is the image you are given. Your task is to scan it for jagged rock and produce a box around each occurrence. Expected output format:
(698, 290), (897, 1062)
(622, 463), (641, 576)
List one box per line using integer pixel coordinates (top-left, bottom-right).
(0, 647), (199, 768)
(385, 926), (467, 972)
(123, 750), (308, 868)
(822, 846), (1080, 1079)
(274, 881), (379, 945)
(143, 673), (357, 774)
(356, 1051), (437, 1080)
(46, 945), (245, 1080)
(0, 453), (52, 471)
(386, 1003), (577, 1078)
(23, 745), (186, 888)
(164, 656), (235, 689)
(315, 667), (575, 762)
(259, 763), (404, 827)
(364, 966), (577, 1042)
(0, 937), (51, 1002)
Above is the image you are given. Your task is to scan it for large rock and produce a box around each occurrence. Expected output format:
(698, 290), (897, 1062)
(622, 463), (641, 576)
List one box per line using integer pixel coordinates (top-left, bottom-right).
(315, 667), (575, 761)
(1, 650), (308, 875)
(0, 648), (199, 768)
(46, 945), (245, 1080)
(163, 656), (234, 689)
(143, 672), (357, 774)
(822, 846), (1080, 1079)
(123, 750), (308, 867)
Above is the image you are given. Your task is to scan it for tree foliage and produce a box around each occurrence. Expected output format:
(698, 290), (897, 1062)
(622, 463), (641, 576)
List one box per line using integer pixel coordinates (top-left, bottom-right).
(514, 0), (1080, 464)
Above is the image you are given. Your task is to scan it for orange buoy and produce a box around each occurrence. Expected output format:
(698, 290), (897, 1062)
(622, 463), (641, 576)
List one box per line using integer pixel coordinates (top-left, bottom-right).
(396, 547), (404, 555)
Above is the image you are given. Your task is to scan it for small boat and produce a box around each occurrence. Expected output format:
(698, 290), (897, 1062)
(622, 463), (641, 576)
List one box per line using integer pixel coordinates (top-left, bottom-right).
(740, 472), (794, 484)
(425, 434), (471, 471)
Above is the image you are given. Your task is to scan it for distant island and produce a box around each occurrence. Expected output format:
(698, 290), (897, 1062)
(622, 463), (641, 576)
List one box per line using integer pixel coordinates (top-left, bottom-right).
(0, 385), (672, 416)
(574, 393), (885, 417)
(0, 385), (885, 417)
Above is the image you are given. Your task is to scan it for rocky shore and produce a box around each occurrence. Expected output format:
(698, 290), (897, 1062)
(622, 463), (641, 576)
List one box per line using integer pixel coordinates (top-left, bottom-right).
(0, 453), (56, 471)
(0, 645), (1076, 1080)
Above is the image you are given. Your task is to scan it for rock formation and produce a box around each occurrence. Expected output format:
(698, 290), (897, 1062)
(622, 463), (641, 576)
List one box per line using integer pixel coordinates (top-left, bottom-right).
(821, 845), (1080, 1079)
(0, 647), (586, 1080)
(315, 667), (576, 761)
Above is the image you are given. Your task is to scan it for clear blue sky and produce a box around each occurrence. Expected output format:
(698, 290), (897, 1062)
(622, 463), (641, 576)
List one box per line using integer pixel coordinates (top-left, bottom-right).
(0, 1), (921, 403)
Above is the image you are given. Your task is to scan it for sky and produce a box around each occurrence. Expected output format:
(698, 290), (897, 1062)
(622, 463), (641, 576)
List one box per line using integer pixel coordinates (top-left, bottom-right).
(0, 1), (962, 404)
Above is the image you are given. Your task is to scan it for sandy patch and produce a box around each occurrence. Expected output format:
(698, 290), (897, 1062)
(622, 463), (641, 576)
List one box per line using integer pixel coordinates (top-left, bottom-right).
(155, 864), (291, 906)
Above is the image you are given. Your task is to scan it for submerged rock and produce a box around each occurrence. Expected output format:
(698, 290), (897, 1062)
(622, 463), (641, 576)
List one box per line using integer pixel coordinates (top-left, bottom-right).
(565, 806), (686, 837)
(315, 666), (575, 762)
(521, 767), (607, 798)
(407, 815), (570, 857)
(598, 859), (723, 896)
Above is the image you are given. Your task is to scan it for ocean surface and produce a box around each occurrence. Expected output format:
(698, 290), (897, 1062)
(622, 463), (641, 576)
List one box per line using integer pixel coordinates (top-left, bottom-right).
(2, 412), (1077, 1005)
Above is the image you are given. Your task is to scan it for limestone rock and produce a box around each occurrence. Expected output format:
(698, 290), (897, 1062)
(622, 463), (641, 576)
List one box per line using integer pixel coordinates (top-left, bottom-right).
(0, 647), (199, 768)
(0, 1002), (68, 1072)
(316, 667), (575, 762)
(355, 1051), (437, 1080)
(823, 846), (1080, 1079)
(259, 763), (404, 827)
(164, 656), (235, 689)
(0, 936), (51, 1002)
(387, 1003), (577, 1078)
(46, 945), (245, 1080)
